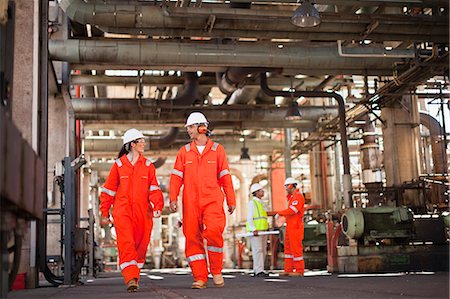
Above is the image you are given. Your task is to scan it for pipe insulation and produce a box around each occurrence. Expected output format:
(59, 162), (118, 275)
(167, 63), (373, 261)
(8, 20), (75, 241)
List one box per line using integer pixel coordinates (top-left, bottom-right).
(58, 0), (448, 43)
(49, 39), (405, 73)
(71, 98), (338, 120)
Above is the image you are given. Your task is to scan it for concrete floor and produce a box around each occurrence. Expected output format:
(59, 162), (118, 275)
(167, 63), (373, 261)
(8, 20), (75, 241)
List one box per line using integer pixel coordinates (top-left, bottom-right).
(8, 269), (449, 299)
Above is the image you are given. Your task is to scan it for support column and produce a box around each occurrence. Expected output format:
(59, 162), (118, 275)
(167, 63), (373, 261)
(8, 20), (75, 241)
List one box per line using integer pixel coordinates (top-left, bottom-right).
(284, 128), (292, 178)
(11, 0), (38, 288)
(310, 144), (324, 208)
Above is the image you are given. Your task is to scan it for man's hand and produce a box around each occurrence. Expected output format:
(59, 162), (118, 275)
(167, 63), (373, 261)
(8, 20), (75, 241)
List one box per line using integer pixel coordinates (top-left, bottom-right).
(100, 215), (112, 227)
(169, 201), (178, 213)
(153, 210), (162, 218)
(228, 205), (236, 215)
(253, 230), (259, 236)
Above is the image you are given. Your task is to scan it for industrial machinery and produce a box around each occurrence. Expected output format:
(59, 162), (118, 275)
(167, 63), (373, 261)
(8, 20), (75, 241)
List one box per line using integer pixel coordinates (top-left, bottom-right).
(303, 220), (328, 269)
(338, 207), (449, 273)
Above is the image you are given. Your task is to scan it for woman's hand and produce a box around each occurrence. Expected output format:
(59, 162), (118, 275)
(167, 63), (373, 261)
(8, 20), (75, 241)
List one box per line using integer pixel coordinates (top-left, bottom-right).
(153, 210), (162, 218)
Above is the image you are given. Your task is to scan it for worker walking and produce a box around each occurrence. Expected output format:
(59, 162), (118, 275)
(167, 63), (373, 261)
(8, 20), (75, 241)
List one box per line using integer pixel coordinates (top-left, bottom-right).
(169, 112), (236, 289)
(276, 177), (305, 277)
(246, 183), (269, 277)
(100, 129), (164, 292)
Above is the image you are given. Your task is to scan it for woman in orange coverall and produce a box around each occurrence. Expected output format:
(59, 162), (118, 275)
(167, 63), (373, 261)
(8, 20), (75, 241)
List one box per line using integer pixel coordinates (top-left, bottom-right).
(169, 112), (236, 289)
(275, 177), (305, 277)
(100, 128), (164, 292)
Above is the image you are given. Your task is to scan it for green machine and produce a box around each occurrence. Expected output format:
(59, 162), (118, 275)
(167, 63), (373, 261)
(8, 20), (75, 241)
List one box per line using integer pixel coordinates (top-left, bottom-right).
(303, 220), (328, 269)
(338, 207), (449, 273)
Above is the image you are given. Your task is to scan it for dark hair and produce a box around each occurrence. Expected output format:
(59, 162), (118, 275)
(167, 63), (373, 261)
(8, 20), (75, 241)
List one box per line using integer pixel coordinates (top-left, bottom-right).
(118, 142), (131, 158)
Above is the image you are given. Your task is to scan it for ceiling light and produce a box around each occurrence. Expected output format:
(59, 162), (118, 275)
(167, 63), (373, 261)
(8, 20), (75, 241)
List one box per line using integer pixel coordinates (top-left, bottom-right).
(285, 101), (302, 120)
(291, 0), (321, 28)
(240, 147), (251, 160)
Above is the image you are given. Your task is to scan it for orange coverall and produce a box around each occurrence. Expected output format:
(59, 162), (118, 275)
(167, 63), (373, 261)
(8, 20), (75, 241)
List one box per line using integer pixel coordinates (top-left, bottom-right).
(278, 189), (305, 274)
(170, 139), (236, 282)
(100, 154), (163, 284)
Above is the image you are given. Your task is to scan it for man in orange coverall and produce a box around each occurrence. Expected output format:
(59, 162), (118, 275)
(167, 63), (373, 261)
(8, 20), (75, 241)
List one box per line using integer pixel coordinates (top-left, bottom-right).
(275, 177), (305, 277)
(100, 128), (164, 292)
(169, 112), (236, 289)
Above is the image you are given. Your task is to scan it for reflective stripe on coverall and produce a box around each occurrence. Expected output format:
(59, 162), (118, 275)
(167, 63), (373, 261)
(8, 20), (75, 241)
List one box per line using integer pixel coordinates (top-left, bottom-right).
(169, 139), (236, 282)
(278, 189), (305, 274)
(100, 155), (163, 284)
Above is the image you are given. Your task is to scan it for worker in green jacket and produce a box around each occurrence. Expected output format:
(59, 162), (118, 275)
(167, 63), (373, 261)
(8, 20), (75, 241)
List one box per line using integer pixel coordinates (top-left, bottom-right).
(246, 183), (269, 277)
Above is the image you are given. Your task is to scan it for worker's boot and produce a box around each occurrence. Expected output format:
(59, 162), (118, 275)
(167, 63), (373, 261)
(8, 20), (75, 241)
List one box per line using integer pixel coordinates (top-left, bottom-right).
(191, 280), (207, 289)
(288, 272), (304, 277)
(212, 274), (225, 287)
(126, 278), (138, 292)
(279, 272), (291, 277)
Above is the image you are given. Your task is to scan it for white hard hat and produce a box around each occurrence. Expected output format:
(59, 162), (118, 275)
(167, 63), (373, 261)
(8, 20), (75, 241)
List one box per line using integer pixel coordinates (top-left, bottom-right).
(185, 112), (208, 127)
(250, 183), (264, 194)
(284, 177), (298, 186)
(123, 128), (145, 144)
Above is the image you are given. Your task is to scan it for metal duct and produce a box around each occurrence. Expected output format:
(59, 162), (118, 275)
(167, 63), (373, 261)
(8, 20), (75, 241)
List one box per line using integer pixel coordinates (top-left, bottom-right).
(152, 157), (166, 169)
(140, 72), (195, 146)
(70, 74), (307, 88)
(337, 40), (415, 58)
(172, 72), (198, 106)
(260, 72), (352, 208)
(148, 127), (179, 149)
(49, 39), (405, 74)
(71, 98), (337, 123)
(84, 137), (284, 156)
(419, 112), (447, 175)
(216, 67), (272, 95)
(228, 87), (261, 105)
(59, 0), (448, 43)
(420, 112), (448, 206)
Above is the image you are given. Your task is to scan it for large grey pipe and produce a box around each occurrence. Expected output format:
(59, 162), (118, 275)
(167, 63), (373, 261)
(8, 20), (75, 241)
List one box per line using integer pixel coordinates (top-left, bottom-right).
(49, 39), (406, 75)
(419, 112), (448, 206)
(58, 0), (447, 43)
(71, 98), (338, 121)
(260, 72), (352, 208)
(420, 112), (447, 174)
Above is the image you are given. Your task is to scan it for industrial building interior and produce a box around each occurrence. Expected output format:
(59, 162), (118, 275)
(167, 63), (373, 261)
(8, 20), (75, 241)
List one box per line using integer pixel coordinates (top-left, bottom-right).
(0, 0), (449, 298)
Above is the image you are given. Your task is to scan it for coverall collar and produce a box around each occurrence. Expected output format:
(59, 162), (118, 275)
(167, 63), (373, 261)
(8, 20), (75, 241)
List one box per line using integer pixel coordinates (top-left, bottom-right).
(190, 138), (213, 156)
(287, 188), (299, 199)
(122, 152), (145, 167)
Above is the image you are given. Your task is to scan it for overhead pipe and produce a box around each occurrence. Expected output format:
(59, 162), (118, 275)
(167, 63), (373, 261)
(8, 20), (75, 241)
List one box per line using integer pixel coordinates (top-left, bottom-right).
(216, 67), (274, 95)
(145, 72), (198, 148)
(227, 87), (261, 105)
(49, 39), (405, 75)
(58, 0), (448, 43)
(71, 98), (338, 121)
(70, 74), (327, 89)
(171, 72), (198, 106)
(152, 157), (166, 169)
(260, 72), (352, 208)
(337, 40), (415, 58)
(148, 127), (180, 149)
(85, 137), (285, 155)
